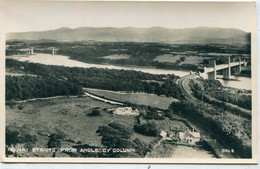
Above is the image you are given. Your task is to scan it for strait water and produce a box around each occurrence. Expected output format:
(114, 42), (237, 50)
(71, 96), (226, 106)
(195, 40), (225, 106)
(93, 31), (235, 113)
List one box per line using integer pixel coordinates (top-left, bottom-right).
(11, 53), (251, 90)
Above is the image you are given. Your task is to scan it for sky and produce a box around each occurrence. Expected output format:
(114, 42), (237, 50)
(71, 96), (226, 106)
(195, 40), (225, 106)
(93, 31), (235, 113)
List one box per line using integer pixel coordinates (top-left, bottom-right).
(1, 1), (256, 33)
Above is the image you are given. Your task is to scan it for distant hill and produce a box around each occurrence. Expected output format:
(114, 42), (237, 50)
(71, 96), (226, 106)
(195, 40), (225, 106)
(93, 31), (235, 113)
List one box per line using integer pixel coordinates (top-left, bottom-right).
(6, 26), (250, 44)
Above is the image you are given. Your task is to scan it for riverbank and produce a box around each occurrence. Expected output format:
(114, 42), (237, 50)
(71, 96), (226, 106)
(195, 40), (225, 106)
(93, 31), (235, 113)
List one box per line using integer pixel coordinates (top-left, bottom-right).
(8, 53), (251, 89)
(11, 53), (190, 76)
(65, 53), (197, 72)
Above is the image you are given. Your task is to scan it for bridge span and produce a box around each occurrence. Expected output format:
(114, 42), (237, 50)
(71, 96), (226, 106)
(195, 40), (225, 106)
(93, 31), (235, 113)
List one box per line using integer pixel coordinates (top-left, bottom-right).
(19, 47), (34, 55)
(200, 57), (247, 80)
(18, 47), (58, 55)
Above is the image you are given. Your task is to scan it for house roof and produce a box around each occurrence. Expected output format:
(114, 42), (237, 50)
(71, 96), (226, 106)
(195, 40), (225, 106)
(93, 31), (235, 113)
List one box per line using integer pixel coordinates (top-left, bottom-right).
(179, 131), (201, 139)
(160, 131), (167, 138)
(189, 131), (200, 138)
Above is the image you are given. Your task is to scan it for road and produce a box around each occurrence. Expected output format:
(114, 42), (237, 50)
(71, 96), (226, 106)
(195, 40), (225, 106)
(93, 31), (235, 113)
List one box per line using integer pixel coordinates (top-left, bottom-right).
(6, 95), (78, 103)
(178, 74), (251, 119)
(84, 91), (124, 106)
(6, 91), (124, 106)
(178, 74), (201, 100)
(177, 73), (237, 158)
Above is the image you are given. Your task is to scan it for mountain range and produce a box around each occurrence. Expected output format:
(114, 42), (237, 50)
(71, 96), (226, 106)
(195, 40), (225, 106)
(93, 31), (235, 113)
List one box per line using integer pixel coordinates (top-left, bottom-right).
(6, 26), (250, 44)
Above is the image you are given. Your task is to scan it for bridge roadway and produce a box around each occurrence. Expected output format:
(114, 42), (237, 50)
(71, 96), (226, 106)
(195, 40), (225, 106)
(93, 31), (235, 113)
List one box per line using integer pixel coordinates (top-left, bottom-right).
(204, 61), (245, 73)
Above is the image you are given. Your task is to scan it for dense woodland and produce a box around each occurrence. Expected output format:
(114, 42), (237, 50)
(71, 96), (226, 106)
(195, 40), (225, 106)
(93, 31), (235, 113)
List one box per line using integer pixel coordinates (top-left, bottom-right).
(6, 59), (184, 100)
(189, 79), (252, 110)
(134, 122), (160, 137)
(6, 76), (82, 100)
(96, 122), (150, 157)
(179, 79), (252, 158)
(6, 125), (38, 156)
(170, 100), (251, 158)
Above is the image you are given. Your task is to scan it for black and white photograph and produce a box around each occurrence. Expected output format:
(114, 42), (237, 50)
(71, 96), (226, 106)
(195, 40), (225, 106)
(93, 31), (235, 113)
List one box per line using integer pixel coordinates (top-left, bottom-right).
(0, 1), (257, 163)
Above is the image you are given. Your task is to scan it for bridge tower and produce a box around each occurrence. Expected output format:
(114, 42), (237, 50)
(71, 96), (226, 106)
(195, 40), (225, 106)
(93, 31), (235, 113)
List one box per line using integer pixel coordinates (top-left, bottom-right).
(223, 57), (231, 79)
(208, 61), (216, 80)
(233, 57), (242, 74)
(52, 47), (58, 55)
(52, 47), (57, 55)
(238, 57), (241, 74)
(213, 60), (216, 79)
(244, 59), (247, 67)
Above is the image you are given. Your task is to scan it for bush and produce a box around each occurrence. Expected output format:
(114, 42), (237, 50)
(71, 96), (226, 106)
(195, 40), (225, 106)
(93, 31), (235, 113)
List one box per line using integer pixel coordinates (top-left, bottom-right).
(164, 109), (174, 119)
(144, 110), (165, 120)
(6, 126), (20, 146)
(134, 122), (159, 137)
(88, 109), (101, 116)
(19, 134), (37, 144)
(6, 125), (37, 148)
(180, 57), (185, 62)
(108, 122), (133, 135)
(59, 109), (69, 115)
(133, 138), (151, 156)
(97, 122), (134, 148)
(47, 132), (66, 148)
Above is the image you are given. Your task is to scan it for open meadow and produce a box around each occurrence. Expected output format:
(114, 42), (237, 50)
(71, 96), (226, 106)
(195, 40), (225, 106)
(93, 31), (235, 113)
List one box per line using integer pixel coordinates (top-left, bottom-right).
(101, 54), (131, 60)
(84, 88), (179, 109)
(153, 54), (181, 63)
(154, 54), (210, 65)
(6, 95), (192, 157)
(6, 97), (137, 157)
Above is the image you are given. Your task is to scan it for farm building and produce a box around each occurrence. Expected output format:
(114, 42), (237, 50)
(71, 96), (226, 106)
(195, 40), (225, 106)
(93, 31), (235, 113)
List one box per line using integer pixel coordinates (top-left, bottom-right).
(109, 107), (140, 116)
(159, 130), (167, 140)
(178, 130), (201, 145)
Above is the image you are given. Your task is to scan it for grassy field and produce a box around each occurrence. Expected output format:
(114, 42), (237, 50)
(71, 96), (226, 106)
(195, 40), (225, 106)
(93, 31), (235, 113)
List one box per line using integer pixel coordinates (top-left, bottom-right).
(180, 56), (211, 65)
(154, 54), (210, 65)
(146, 143), (177, 158)
(6, 95), (190, 158)
(6, 97), (138, 157)
(154, 54), (180, 63)
(101, 54), (131, 60)
(85, 88), (179, 109)
(150, 118), (187, 132)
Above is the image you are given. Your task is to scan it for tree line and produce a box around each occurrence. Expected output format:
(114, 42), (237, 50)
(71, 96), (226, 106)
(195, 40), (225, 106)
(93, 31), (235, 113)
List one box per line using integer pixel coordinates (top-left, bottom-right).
(189, 78), (252, 110)
(6, 59), (184, 100)
(6, 76), (82, 101)
(170, 100), (251, 158)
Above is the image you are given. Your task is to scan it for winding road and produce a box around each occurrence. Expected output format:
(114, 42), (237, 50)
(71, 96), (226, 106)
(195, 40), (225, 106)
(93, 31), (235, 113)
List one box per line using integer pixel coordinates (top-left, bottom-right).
(177, 73), (237, 158)
(178, 74), (201, 100)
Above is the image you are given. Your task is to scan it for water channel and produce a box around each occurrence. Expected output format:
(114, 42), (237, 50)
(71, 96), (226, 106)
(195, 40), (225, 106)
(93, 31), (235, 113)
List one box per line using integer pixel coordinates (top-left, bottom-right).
(10, 53), (251, 90)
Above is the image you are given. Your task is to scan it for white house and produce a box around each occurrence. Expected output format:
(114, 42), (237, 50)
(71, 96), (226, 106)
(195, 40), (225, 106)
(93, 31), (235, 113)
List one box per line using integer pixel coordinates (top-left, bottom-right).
(109, 107), (140, 116)
(178, 130), (201, 145)
(159, 130), (167, 140)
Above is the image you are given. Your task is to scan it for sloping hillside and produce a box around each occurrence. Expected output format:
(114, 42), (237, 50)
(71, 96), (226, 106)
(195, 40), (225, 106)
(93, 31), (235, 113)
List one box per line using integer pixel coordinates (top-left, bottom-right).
(7, 26), (250, 44)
